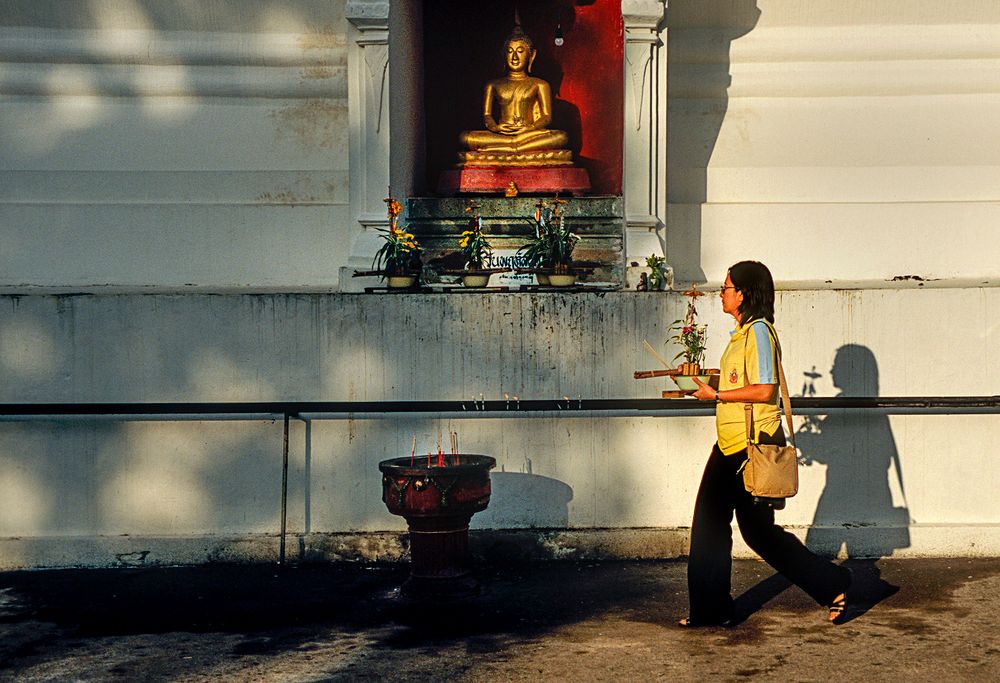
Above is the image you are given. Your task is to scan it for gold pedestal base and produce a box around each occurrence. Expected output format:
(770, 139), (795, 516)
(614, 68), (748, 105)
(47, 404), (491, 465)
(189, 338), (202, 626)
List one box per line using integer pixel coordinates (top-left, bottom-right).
(457, 149), (573, 167)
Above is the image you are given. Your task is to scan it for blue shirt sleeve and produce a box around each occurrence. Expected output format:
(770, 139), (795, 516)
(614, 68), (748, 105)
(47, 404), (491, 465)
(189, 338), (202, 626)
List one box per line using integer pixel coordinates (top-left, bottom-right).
(752, 322), (777, 384)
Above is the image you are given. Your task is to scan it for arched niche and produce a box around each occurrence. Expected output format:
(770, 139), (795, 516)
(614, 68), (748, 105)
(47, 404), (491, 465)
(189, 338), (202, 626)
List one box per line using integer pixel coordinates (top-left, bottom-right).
(344, 0), (666, 287)
(422, 0), (624, 196)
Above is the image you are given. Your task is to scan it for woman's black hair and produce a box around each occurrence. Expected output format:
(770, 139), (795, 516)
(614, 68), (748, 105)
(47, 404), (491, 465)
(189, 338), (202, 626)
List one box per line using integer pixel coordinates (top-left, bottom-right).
(729, 260), (775, 324)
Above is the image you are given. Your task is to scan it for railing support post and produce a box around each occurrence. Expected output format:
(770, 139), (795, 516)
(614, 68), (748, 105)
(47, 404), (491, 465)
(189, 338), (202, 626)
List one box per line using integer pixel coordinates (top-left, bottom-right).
(279, 412), (290, 565)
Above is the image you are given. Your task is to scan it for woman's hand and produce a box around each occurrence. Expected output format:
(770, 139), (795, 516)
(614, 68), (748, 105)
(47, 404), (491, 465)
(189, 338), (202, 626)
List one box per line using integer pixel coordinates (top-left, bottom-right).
(691, 378), (716, 401)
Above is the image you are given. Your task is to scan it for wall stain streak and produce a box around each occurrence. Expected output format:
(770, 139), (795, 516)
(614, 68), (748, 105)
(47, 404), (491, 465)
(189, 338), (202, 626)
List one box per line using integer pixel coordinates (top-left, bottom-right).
(270, 100), (348, 151)
(299, 25), (348, 52)
(301, 66), (336, 80)
(255, 191), (320, 206)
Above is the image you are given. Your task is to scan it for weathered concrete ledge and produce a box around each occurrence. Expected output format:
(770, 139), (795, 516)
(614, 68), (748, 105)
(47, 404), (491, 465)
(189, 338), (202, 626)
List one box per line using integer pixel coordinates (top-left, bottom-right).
(2, 290), (998, 562)
(3, 525), (998, 570)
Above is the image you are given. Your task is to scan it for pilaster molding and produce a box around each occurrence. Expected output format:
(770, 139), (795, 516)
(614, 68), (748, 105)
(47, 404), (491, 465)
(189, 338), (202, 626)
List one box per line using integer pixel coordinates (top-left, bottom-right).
(622, 0), (665, 34)
(345, 1), (390, 31)
(622, 1), (668, 282)
(344, 0), (392, 283)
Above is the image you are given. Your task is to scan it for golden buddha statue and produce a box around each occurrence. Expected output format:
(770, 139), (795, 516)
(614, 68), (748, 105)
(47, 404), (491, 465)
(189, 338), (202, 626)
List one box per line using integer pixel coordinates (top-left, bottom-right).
(458, 27), (572, 167)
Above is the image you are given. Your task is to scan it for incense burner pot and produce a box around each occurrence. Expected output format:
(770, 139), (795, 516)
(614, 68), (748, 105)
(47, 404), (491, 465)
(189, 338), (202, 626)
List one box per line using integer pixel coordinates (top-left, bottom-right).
(379, 454), (496, 598)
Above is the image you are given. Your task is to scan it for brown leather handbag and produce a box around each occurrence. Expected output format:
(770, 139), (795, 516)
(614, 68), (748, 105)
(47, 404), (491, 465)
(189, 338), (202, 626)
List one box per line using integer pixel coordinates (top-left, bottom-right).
(740, 321), (799, 500)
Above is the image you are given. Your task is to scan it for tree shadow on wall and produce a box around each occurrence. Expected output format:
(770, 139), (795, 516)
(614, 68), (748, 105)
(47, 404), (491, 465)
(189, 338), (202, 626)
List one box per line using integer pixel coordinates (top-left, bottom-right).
(665, 0), (761, 283)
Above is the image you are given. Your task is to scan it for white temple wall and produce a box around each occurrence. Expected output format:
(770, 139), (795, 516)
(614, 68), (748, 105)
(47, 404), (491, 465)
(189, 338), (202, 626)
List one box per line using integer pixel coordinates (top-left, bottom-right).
(667, 0), (1000, 286)
(0, 289), (997, 567)
(3, 1), (999, 290)
(1, 1), (1000, 567)
(0, 0), (350, 290)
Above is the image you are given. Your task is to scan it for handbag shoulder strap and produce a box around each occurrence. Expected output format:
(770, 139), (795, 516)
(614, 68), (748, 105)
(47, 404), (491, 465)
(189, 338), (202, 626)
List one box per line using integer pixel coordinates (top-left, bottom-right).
(742, 320), (796, 448)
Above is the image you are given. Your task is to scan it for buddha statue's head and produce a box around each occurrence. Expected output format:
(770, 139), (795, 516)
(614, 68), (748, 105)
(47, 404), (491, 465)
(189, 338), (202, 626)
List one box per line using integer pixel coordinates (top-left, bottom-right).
(503, 26), (536, 74)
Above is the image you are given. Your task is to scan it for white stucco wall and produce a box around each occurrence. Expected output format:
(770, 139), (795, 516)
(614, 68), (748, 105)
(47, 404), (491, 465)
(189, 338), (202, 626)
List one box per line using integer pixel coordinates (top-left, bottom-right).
(0, 0), (349, 290)
(1, 1), (999, 567)
(667, 0), (1000, 286)
(0, 290), (997, 567)
(5, 0), (998, 292)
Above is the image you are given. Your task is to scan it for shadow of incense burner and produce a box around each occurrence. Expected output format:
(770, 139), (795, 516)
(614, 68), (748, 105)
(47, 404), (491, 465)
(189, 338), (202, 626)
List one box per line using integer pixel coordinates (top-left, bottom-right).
(379, 454), (496, 599)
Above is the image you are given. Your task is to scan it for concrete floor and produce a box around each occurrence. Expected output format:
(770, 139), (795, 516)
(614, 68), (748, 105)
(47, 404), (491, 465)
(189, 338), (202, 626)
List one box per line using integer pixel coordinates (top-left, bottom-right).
(1, 557), (998, 682)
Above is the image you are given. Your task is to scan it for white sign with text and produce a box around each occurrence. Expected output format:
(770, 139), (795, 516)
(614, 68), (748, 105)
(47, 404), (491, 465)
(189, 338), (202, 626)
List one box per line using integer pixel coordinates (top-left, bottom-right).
(484, 249), (536, 287)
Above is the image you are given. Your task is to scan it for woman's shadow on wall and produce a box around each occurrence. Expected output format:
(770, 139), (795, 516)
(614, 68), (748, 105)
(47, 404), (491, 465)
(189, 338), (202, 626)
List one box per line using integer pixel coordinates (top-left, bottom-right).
(735, 345), (906, 623)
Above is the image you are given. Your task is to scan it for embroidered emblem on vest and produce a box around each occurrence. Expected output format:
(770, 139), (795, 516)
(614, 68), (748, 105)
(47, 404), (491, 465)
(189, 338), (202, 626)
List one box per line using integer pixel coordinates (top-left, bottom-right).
(729, 369), (738, 384)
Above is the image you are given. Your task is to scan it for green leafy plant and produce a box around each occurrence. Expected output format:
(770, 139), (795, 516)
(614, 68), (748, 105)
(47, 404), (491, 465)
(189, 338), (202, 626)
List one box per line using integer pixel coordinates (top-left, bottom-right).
(459, 209), (493, 269)
(517, 198), (579, 269)
(645, 254), (666, 291)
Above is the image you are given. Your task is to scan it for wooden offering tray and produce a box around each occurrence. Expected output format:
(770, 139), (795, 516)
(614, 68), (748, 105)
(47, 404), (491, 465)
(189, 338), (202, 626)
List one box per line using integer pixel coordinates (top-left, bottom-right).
(633, 367), (721, 397)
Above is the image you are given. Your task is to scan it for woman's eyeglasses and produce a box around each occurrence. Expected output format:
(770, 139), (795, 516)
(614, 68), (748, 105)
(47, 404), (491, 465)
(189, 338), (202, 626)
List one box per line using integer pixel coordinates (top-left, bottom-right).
(719, 285), (738, 294)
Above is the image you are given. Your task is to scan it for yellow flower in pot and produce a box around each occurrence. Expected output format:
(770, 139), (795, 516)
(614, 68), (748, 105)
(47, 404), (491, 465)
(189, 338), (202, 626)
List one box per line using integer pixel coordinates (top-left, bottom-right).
(373, 194), (422, 288)
(458, 210), (494, 288)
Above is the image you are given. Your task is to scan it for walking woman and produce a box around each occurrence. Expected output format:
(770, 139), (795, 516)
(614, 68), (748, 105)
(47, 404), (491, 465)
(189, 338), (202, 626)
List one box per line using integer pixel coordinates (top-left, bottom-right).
(680, 261), (851, 627)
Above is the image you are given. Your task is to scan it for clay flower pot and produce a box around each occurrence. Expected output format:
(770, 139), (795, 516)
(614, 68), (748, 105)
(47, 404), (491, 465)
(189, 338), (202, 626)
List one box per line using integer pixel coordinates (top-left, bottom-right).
(462, 274), (490, 288)
(548, 273), (576, 287)
(386, 275), (417, 289)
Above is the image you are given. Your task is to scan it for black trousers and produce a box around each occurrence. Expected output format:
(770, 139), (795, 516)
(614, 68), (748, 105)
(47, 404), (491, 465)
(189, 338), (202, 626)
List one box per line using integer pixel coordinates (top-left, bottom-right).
(687, 430), (851, 623)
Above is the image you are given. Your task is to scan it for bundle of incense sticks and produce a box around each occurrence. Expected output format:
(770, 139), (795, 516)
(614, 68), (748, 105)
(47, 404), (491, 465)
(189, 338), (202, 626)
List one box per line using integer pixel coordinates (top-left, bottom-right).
(449, 431), (460, 464)
(412, 431), (464, 467)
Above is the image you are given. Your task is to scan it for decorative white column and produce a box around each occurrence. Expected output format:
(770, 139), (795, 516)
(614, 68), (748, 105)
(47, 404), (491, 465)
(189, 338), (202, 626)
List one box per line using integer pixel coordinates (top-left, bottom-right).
(622, 0), (669, 287)
(343, 1), (392, 287)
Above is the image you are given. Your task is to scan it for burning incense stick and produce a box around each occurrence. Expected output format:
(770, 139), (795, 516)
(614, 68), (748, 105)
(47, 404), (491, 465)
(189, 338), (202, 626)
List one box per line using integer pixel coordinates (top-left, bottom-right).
(410, 434), (416, 466)
(642, 339), (672, 370)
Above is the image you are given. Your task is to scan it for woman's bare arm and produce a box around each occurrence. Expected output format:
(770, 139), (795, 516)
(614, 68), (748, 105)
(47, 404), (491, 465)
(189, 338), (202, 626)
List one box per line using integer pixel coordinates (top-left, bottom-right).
(692, 379), (776, 403)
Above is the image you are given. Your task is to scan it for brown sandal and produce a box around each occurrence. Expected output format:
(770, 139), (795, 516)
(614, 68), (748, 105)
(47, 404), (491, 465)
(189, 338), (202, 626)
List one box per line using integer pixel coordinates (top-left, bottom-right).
(828, 593), (847, 623)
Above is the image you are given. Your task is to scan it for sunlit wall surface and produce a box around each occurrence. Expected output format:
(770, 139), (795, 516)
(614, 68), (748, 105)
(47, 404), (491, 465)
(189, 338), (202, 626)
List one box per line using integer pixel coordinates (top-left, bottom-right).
(0, 0), (349, 289)
(1, 1), (1000, 567)
(667, 0), (1000, 286)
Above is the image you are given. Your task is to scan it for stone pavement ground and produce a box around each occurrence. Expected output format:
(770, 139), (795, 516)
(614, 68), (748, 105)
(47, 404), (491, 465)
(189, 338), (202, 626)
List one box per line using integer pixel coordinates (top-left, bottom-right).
(1, 558), (998, 682)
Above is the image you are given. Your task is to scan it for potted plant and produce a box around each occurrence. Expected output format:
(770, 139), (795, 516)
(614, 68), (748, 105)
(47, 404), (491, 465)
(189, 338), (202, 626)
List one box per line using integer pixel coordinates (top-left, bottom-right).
(517, 198), (579, 287)
(515, 223), (552, 285)
(373, 194), (422, 288)
(458, 205), (494, 287)
(646, 254), (667, 291)
(664, 284), (720, 394)
(668, 284), (708, 375)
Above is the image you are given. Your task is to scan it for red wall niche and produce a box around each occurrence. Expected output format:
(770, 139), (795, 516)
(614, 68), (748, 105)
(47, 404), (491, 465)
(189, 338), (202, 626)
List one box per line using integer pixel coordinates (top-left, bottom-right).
(422, 0), (624, 196)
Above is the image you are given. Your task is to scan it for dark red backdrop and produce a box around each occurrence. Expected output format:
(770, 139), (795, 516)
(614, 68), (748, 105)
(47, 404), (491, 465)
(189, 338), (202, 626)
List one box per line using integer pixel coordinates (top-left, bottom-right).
(423, 0), (623, 195)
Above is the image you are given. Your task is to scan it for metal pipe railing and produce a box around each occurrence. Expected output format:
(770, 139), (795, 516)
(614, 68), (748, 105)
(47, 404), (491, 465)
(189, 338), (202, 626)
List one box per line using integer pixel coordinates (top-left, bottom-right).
(1, 395), (999, 416)
(2, 395), (998, 564)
